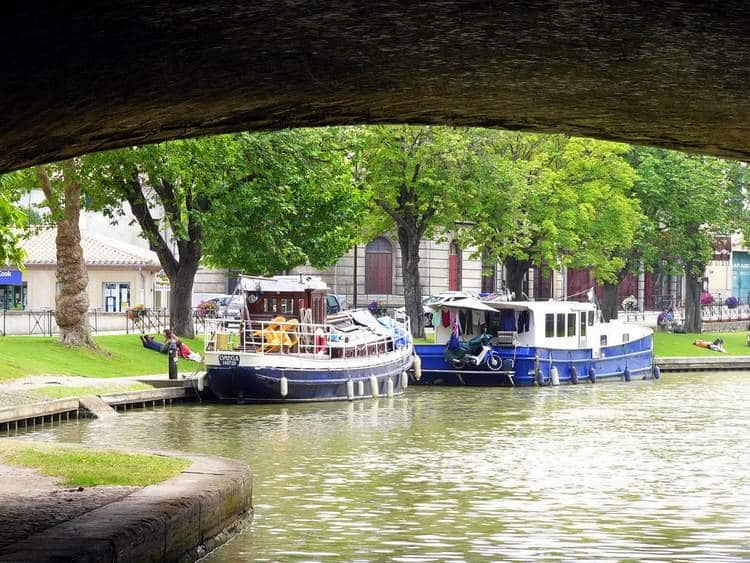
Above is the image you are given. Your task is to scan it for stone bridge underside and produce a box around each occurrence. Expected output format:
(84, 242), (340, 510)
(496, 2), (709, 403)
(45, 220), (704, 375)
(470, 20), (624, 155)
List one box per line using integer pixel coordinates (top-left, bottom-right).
(3, 2), (750, 173)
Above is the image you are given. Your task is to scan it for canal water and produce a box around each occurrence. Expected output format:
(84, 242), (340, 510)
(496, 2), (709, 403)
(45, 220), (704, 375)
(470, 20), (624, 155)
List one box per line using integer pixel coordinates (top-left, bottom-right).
(20, 372), (750, 561)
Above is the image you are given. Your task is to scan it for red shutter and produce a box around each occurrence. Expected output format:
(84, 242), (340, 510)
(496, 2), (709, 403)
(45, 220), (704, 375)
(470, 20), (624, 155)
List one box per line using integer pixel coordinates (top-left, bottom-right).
(366, 252), (392, 294)
(567, 268), (592, 302)
(448, 254), (458, 291)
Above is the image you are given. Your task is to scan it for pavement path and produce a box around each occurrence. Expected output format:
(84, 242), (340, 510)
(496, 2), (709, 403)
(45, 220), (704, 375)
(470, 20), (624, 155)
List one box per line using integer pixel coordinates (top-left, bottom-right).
(0, 463), (138, 549)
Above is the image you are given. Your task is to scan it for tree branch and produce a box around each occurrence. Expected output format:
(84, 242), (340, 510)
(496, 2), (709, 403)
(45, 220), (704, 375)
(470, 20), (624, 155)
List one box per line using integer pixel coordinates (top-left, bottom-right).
(123, 167), (179, 276)
(36, 166), (58, 214)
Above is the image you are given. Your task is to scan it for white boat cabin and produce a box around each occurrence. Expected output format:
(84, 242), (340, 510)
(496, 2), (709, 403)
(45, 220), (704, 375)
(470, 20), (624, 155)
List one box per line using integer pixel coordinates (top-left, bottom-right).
(429, 297), (649, 354)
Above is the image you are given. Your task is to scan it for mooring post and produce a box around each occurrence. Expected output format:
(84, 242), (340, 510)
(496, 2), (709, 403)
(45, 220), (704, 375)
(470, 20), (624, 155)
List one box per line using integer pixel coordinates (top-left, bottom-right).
(168, 340), (178, 380)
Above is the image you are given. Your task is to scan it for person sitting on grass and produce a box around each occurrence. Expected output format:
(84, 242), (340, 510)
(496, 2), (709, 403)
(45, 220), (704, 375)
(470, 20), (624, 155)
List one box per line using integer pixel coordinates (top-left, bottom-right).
(141, 329), (201, 361)
(140, 329), (180, 353)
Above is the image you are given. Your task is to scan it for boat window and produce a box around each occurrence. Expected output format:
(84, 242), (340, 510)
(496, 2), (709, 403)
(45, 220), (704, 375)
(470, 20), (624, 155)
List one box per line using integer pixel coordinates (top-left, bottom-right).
(567, 313), (576, 337)
(264, 298), (277, 314)
(556, 313), (565, 337)
(580, 312), (587, 336)
(545, 314), (554, 337)
(517, 310), (530, 333)
(623, 333), (630, 343)
(600, 335), (608, 347)
(281, 298), (294, 315)
(588, 310), (595, 326)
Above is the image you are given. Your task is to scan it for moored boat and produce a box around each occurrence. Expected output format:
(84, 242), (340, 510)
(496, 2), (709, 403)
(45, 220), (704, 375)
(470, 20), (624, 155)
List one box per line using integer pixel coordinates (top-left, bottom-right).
(201, 276), (413, 402)
(413, 294), (656, 386)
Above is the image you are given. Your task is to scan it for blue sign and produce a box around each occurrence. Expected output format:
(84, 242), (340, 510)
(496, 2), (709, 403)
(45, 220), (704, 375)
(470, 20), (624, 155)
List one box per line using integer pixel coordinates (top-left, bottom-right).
(0, 269), (22, 285)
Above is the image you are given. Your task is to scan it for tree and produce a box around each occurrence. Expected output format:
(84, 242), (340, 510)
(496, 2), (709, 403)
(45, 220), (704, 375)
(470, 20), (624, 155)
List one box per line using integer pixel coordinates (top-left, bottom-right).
(459, 133), (641, 316)
(0, 183), (27, 268)
(197, 130), (364, 275)
(87, 129), (362, 337)
(351, 126), (487, 338)
(630, 148), (748, 332)
(1, 161), (96, 347)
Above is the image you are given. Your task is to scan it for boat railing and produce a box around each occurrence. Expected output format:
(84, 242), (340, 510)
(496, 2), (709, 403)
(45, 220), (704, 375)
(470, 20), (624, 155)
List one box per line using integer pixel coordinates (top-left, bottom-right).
(203, 314), (411, 361)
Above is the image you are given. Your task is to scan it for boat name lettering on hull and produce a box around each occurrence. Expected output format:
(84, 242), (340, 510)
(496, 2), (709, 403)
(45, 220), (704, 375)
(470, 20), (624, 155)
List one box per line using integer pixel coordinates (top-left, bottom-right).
(218, 354), (240, 367)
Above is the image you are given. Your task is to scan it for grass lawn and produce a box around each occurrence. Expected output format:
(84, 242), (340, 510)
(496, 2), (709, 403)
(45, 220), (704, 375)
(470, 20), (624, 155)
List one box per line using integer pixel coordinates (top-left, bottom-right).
(654, 331), (750, 357)
(0, 335), (204, 381)
(0, 441), (190, 487)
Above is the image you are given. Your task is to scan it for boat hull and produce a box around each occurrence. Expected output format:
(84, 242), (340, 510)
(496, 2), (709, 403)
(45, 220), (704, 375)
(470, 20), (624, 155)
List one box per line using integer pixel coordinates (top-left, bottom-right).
(203, 353), (413, 403)
(413, 334), (654, 386)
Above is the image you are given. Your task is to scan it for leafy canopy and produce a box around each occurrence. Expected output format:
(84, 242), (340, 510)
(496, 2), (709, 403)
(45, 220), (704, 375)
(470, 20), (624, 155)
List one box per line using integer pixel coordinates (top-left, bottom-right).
(458, 132), (642, 283)
(85, 130), (365, 275)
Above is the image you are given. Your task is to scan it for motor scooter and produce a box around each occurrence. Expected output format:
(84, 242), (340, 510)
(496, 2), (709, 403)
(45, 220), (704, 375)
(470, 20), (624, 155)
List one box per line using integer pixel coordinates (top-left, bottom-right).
(444, 331), (503, 371)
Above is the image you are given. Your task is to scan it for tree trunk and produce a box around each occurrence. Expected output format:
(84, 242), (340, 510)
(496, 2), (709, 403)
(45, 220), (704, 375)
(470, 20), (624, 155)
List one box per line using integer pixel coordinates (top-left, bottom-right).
(600, 282), (619, 322)
(122, 172), (202, 340)
(684, 261), (703, 333)
(51, 173), (96, 348)
(169, 262), (199, 339)
(397, 226), (424, 339)
(504, 256), (531, 300)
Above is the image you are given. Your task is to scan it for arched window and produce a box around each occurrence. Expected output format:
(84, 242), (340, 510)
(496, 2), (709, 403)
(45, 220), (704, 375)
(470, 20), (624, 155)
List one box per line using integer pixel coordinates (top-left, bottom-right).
(365, 237), (393, 294)
(448, 241), (462, 291)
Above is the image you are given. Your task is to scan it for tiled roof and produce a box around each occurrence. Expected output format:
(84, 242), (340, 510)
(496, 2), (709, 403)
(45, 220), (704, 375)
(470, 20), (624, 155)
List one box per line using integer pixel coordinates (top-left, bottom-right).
(21, 228), (160, 267)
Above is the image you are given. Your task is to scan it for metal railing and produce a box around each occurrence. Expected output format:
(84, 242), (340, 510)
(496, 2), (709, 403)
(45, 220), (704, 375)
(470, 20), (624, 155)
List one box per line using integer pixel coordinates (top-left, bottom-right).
(0, 307), (232, 336)
(204, 313), (411, 361)
(701, 292), (750, 323)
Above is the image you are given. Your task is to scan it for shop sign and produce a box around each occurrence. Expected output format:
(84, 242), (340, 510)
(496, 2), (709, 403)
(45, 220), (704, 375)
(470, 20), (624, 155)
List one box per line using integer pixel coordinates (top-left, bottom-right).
(0, 269), (22, 285)
(154, 270), (171, 291)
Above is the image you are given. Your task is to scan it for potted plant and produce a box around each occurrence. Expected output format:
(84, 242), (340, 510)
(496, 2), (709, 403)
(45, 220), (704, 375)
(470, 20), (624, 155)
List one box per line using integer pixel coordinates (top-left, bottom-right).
(725, 296), (739, 309)
(127, 304), (146, 320)
(700, 292), (715, 306)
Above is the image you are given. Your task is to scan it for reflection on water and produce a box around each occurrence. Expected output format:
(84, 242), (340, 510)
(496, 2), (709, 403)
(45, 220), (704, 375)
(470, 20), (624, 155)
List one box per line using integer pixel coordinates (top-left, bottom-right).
(21, 373), (750, 561)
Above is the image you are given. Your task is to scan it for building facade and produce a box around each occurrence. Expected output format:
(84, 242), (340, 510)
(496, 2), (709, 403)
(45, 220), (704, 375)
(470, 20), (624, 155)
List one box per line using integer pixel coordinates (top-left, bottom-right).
(2, 229), (162, 311)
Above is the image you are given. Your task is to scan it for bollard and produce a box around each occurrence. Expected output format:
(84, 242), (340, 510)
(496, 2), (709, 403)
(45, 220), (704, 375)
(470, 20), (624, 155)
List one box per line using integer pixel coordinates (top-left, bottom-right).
(168, 341), (178, 380)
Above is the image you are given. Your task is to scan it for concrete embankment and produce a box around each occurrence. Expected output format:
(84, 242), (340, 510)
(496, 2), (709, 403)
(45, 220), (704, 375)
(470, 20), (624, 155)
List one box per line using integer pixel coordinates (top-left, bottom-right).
(0, 451), (252, 562)
(656, 355), (750, 372)
(0, 385), (196, 433)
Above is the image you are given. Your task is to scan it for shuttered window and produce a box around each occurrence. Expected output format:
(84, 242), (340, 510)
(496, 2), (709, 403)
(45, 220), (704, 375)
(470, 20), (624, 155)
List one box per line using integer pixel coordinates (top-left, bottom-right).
(365, 237), (393, 294)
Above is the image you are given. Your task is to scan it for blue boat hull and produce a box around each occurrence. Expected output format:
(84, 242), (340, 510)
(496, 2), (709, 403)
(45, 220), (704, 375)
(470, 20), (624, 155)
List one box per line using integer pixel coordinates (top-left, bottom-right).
(203, 355), (412, 403)
(413, 334), (654, 386)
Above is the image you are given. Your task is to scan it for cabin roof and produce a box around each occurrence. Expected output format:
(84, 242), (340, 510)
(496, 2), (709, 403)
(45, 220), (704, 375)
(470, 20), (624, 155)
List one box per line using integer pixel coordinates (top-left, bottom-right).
(238, 275), (328, 293)
(485, 300), (598, 313)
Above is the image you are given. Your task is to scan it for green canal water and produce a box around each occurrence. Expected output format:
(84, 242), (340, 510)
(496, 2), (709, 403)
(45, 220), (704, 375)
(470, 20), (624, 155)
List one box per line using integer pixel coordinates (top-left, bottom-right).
(21, 372), (750, 561)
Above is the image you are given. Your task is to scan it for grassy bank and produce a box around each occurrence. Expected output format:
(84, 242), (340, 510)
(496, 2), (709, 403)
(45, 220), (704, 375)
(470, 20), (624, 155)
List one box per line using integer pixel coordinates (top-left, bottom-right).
(0, 335), (203, 381)
(653, 331), (750, 357)
(0, 441), (190, 487)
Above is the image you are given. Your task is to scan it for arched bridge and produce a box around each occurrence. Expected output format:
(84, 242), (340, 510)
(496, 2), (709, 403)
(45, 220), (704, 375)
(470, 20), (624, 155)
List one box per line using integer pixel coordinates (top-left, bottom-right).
(3, 2), (749, 172)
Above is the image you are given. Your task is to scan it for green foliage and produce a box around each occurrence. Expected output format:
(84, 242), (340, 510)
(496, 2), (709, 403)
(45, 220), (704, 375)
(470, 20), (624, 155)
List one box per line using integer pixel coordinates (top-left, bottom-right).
(0, 443), (190, 487)
(630, 147), (746, 277)
(198, 130), (365, 273)
(0, 173), (31, 268)
(350, 125), (487, 238)
(84, 130), (363, 275)
(460, 132), (642, 283)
